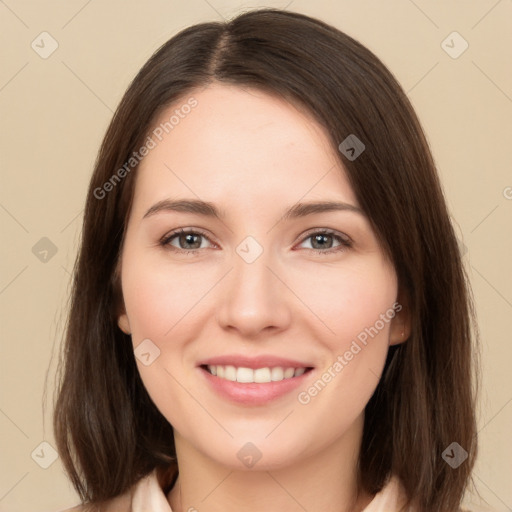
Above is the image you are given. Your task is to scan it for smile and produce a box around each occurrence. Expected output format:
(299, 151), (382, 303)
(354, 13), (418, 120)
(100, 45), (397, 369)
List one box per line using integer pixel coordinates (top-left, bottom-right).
(203, 365), (310, 383)
(198, 361), (314, 405)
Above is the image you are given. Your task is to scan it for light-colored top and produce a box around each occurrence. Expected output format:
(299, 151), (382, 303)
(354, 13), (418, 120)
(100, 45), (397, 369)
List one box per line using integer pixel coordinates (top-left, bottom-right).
(130, 468), (411, 512)
(62, 467), (414, 511)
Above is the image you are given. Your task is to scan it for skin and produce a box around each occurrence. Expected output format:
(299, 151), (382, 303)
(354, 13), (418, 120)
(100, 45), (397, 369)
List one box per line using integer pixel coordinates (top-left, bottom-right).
(117, 83), (410, 512)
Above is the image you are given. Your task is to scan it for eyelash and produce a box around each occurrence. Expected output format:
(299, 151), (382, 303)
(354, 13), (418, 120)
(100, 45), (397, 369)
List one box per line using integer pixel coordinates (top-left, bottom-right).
(159, 228), (352, 257)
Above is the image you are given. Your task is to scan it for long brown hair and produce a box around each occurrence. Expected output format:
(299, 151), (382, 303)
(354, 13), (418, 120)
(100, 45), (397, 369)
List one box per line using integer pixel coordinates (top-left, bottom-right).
(52, 8), (480, 511)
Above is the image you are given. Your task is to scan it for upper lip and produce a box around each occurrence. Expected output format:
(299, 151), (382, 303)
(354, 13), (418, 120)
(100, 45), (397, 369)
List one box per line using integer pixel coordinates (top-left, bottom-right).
(198, 354), (314, 369)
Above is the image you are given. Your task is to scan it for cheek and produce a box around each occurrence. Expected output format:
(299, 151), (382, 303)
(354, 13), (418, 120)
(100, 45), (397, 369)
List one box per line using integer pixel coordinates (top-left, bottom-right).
(297, 259), (397, 412)
(123, 276), (171, 336)
(121, 254), (211, 340)
(293, 256), (397, 348)
(120, 255), (207, 427)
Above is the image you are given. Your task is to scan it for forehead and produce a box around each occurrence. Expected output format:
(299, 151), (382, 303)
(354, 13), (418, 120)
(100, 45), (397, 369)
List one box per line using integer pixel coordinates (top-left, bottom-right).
(134, 83), (358, 212)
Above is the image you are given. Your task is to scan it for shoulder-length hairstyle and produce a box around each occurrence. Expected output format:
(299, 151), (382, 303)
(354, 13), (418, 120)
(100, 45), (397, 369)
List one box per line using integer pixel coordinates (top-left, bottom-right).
(53, 8), (480, 512)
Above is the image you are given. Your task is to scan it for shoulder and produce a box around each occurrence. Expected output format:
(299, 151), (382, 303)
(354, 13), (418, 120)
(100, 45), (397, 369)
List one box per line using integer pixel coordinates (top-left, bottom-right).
(58, 490), (132, 512)
(371, 475), (473, 512)
(57, 465), (176, 512)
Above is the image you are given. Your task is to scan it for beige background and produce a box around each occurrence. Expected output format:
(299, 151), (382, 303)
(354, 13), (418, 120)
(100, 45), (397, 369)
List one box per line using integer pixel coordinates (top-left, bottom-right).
(1, 1), (511, 511)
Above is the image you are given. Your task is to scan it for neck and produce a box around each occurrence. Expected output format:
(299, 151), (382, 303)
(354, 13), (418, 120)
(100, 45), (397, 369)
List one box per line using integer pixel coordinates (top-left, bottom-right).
(167, 414), (374, 512)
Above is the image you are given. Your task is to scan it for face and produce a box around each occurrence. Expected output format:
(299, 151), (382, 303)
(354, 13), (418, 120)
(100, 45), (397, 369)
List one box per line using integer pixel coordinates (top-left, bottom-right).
(117, 83), (408, 470)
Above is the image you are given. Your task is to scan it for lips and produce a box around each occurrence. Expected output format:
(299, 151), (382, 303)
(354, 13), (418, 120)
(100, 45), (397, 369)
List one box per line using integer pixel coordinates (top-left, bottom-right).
(198, 354), (314, 370)
(197, 354), (315, 405)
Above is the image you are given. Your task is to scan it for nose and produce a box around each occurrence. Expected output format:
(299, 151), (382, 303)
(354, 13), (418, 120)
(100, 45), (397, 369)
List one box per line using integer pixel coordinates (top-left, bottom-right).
(216, 247), (292, 339)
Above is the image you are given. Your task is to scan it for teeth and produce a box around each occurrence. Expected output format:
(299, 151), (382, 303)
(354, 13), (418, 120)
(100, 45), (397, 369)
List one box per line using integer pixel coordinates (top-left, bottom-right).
(237, 367), (255, 383)
(206, 365), (308, 383)
(224, 365), (236, 382)
(271, 367), (284, 381)
(254, 367), (271, 383)
(284, 367), (295, 379)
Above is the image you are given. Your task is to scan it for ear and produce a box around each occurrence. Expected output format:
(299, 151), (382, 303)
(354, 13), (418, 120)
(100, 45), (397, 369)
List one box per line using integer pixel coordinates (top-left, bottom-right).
(118, 310), (131, 335)
(113, 257), (131, 335)
(389, 288), (411, 346)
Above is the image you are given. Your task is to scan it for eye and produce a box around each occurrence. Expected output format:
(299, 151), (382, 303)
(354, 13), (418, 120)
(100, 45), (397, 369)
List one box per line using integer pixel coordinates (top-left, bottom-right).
(159, 228), (352, 256)
(160, 228), (215, 255)
(296, 229), (352, 256)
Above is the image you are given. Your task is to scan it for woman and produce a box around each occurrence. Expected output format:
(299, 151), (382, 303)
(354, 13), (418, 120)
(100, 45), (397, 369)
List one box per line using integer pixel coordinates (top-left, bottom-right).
(54, 8), (479, 512)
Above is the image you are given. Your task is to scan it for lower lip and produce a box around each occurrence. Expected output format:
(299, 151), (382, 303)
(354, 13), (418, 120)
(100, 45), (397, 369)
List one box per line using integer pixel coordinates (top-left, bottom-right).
(199, 367), (314, 405)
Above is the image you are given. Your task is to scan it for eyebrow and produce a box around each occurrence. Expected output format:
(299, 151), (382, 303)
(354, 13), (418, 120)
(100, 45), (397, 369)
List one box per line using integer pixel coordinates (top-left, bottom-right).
(142, 198), (364, 221)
